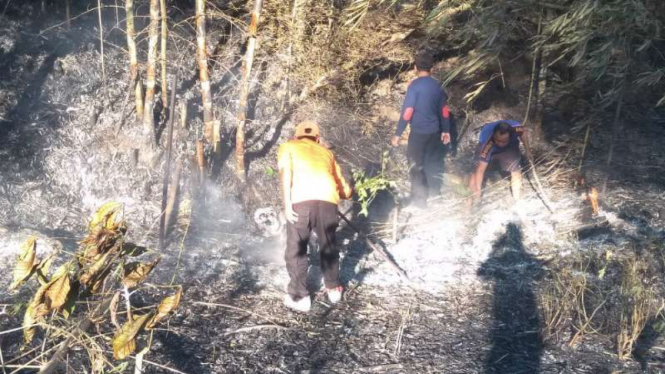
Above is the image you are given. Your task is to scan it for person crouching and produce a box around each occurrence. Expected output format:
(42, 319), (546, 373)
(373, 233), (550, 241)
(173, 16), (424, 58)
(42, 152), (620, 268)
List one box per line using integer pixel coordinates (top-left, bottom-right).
(468, 120), (527, 203)
(277, 121), (353, 313)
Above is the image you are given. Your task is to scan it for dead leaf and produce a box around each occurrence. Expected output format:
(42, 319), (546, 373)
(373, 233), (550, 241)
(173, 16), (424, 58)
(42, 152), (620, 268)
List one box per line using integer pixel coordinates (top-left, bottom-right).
(43, 264), (72, 311)
(10, 237), (37, 290)
(23, 283), (49, 344)
(120, 242), (147, 257)
(147, 287), (182, 329)
(79, 228), (122, 264)
(80, 252), (111, 287)
(23, 303), (38, 344)
(35, 251), (57, 285)
(89, 202), (123, 231)
(112, 313), (152, 360)
(122, 259), (160, 288)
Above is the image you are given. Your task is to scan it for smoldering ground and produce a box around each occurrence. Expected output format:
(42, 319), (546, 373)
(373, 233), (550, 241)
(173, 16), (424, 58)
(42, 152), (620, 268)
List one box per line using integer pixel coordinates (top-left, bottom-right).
(1, 1), (665, 373)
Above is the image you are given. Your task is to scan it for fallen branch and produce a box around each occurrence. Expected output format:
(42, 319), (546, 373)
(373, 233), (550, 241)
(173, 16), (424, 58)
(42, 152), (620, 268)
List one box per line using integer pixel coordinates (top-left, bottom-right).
(337, 211), (408, 280)
(192, 301), (286, 326)
(224, 324), (287, 336)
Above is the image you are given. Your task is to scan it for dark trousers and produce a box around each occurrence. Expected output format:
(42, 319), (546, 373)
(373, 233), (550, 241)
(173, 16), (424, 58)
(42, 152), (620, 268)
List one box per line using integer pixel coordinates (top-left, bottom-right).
(285, 200), (340, 299)
(407, 132), (445, 206)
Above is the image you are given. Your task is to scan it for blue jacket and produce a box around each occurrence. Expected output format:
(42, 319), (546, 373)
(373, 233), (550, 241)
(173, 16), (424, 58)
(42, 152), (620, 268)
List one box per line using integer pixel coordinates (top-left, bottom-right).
(395, 76), (450, 136)
(476, 120), (523, 162)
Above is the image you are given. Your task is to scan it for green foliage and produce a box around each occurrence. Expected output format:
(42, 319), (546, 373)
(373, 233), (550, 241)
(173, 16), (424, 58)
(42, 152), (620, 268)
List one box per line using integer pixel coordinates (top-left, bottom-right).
(353, 150), (396, 217)
(265, 166), (276, 177)
(425, 0), (665, 108)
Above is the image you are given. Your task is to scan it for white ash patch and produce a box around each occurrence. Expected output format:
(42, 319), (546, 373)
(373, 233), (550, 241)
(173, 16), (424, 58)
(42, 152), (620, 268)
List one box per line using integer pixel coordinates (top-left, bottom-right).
(0, 231), (62, 291)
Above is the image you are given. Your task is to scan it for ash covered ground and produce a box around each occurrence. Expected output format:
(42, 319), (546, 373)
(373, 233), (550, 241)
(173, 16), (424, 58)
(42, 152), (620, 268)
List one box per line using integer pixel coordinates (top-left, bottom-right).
(1, 2), (665, 374)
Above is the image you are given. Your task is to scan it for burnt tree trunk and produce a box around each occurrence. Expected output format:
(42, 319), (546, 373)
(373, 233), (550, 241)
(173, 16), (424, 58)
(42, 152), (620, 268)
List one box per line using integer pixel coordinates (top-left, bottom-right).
(160, 0), (168, 110)
(144, 0), (160, 148)
(235, 0), (264, 181)
(196, 0), (215, 143)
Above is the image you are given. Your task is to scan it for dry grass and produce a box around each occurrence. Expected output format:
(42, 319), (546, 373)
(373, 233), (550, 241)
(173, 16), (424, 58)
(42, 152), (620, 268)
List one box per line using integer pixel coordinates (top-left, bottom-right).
(616, 255), (662, 360)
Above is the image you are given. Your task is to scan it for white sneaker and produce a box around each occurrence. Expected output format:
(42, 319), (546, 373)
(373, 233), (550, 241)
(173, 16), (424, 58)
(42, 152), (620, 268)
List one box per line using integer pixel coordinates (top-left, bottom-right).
(283, 294), (311, 313)
(327, 286), (343, 304)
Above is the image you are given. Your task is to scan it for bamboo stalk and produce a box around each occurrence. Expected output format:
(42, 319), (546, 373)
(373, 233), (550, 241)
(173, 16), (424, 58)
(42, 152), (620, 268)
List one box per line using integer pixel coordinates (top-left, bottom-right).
(159, 73), (179, 251)
(125, 0), (143, 119)
(522, 12), (542, 127)
(601, 80), (625, 195)
(97, 0), (106, 91)
(164, 163), (182, 235)
(144, 0), (160, 148)
(65, 0), (71, 29)
(196, 0), (215, 143)
(577, 121), (592, 174)
(520, 12), (553, 213)
(160, 0), (168, 110)
(196, 139), (205, 184)
(235, 0), (264, 182)
(284, 0), (300, 107)
(179, 101), (187, 128)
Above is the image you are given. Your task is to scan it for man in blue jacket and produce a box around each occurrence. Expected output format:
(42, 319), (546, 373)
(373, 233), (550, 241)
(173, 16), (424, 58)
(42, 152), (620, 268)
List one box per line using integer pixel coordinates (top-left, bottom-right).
(391, 52), (451, 209)
(468, 120), (526, 202)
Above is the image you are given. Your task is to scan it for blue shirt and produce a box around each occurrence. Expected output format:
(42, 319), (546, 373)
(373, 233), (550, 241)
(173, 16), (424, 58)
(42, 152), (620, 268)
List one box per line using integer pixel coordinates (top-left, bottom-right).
(476, 120), (523, 162)
(395, 76), (450, 136)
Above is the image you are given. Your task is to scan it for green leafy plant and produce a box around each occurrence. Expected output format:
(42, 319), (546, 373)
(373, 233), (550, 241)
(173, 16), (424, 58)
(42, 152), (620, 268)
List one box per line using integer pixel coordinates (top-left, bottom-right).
(353, 150), (396, 217)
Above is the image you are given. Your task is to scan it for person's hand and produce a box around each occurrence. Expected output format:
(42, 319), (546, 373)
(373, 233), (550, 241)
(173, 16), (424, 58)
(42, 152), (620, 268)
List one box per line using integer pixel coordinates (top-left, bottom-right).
(441, 132), (451, 145)
(284, 204), (298, 224)
(391, 135), (401, 147)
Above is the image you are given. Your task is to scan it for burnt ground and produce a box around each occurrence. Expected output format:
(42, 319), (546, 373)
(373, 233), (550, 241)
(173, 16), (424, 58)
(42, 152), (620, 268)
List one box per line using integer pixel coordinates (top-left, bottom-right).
(2, 2), (665, 374)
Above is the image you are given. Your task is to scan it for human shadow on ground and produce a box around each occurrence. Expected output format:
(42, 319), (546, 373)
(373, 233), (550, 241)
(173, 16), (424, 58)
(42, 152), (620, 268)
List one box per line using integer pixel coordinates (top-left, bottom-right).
(478, 222), (544, 374)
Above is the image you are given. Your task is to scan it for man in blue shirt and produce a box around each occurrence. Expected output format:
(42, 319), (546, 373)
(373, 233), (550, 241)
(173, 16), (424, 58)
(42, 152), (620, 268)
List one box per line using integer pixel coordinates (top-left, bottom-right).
(390, 52), (451, 208)
(468, 120), (526, 202)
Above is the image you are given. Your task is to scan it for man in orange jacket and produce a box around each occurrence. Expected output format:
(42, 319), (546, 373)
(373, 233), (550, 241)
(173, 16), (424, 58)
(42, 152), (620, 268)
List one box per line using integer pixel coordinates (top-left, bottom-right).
(277, 121), (353, 313)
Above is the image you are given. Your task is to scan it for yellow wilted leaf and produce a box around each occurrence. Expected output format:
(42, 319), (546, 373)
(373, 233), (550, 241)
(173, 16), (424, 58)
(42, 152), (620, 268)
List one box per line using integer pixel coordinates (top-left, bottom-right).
(23, 303), (37, 344)
(89, 202), (123, 231)
(10, 237), (37, 290)
(43, 264), (72, 311)
(122, 259), (160, 288)
(112, 313), (152, 360)
(23, 283), (50, 344)
(80, 252), (111, 287)
(147, 287), (182, 329)
(35, 251), (57, 285)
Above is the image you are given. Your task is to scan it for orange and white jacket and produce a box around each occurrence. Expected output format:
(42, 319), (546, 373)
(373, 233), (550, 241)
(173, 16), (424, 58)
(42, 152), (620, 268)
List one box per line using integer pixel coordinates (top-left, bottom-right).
(277, 138), (352, 205)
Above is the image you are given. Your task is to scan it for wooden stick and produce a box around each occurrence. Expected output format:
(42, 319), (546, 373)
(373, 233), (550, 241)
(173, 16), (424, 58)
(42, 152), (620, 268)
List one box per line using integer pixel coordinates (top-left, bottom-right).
(577, 121), (592, 174)
(164, 162), (182, 234)
(192, 301), (285, 326)
(97, 0), (106, 92)
(224, 324), (287, 336)
(159, 72), (179, 251)
(337, 211), (408, 279)
(195, 139), (205, 184)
